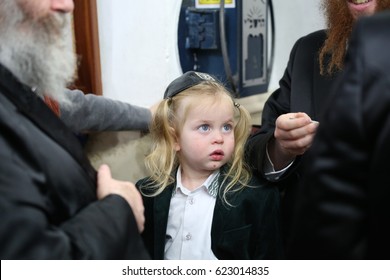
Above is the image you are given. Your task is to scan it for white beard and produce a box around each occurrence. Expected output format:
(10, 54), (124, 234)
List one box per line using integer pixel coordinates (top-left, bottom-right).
(0, 0), (77, 104)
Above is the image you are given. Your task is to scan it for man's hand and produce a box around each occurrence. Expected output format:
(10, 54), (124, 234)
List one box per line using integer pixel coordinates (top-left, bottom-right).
(269, 112), (319, 170)
(97, 164), (145, 233)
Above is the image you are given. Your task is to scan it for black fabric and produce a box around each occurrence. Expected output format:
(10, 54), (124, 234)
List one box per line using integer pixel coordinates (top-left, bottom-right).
(0, 65), (97, 185)
(288, 11), (390, 259)
(136, 168), (283, 260)
(0, 64), (149, 259)
(245, 29), (342, 250)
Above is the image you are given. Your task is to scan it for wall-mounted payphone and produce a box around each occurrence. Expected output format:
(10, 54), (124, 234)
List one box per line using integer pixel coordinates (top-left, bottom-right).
(178, 0), (274, 97)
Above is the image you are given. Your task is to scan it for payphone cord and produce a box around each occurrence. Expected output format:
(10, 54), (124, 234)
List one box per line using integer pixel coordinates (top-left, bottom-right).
(219, 0), (275, 97)
(219, 0), (237, 95)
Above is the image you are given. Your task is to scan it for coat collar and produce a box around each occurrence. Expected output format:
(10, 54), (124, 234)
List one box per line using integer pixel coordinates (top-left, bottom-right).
(0, 64), (97, 186)
(174, 167), (220, 197)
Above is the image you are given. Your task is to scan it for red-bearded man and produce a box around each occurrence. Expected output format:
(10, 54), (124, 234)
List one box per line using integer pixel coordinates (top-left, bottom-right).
(245, 0), (390, 255)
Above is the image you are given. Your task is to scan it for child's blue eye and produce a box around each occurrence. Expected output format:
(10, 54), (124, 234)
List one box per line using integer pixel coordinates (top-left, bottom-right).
(223, 124), (233, 132)
(199, 124), (210, 132)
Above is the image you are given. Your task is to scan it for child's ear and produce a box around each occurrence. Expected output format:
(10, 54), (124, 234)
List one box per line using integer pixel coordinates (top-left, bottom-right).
(174, 142), (181, 152)
(170, 127), (181, 152)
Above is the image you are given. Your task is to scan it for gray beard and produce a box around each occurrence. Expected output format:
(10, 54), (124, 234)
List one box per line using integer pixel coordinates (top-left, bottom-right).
(0, 0), (77, 104)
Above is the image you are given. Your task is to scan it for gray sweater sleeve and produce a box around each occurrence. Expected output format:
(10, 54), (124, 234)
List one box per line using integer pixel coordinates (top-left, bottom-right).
(60, 89), (152, 132)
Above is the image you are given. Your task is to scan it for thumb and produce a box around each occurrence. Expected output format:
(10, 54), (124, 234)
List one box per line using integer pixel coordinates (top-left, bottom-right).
(292, 112), (308, 119)
(97, 164), (112, 187)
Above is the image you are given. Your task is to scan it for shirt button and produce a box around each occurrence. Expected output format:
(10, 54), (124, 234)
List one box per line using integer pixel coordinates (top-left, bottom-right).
(189, 198), (194, 205)
(185, 233), (192, 240)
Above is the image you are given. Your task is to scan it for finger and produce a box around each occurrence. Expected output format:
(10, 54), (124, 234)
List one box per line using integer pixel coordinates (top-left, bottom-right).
(277, 114), (308, 131)
(97, 164), (112, 186)
(286, 112), (313, 125)
(290, 112), (309, 119)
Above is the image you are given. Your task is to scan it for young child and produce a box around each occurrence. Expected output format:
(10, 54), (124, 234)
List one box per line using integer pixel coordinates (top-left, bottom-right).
(136, 71), (283, 260)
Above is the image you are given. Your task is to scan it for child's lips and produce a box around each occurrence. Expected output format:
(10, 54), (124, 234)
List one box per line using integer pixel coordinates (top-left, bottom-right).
(210, 150), (224, 161)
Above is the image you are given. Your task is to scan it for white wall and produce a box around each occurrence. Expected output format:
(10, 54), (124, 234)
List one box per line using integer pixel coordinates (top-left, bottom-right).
(96, 0), (325, 106)
(269, 0), (324, 91)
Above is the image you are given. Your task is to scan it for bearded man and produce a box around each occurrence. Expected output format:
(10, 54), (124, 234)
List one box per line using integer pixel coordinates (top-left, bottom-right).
(292, 9), (390, 259)
(0, 0), (149, 259)
(245, 0), (390, 257)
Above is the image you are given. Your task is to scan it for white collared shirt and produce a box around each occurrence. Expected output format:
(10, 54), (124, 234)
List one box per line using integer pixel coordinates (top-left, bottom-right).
(164, 168), (219, 260)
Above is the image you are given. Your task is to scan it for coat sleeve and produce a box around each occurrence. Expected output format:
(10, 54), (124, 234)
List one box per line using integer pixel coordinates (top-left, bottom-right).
(0, 157), (149, 260)
(245, 38), (303, 178)
(60, 89), (152, 132)
(62, 195), (150, 260)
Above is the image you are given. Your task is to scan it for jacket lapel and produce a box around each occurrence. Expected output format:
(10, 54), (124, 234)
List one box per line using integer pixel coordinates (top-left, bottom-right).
(211, 195), (226, 251)
(211, 172), (230, 253)
(153, 185), (173, 259)
(312, 54), (342, 120)
(0, 65), (97, 186)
